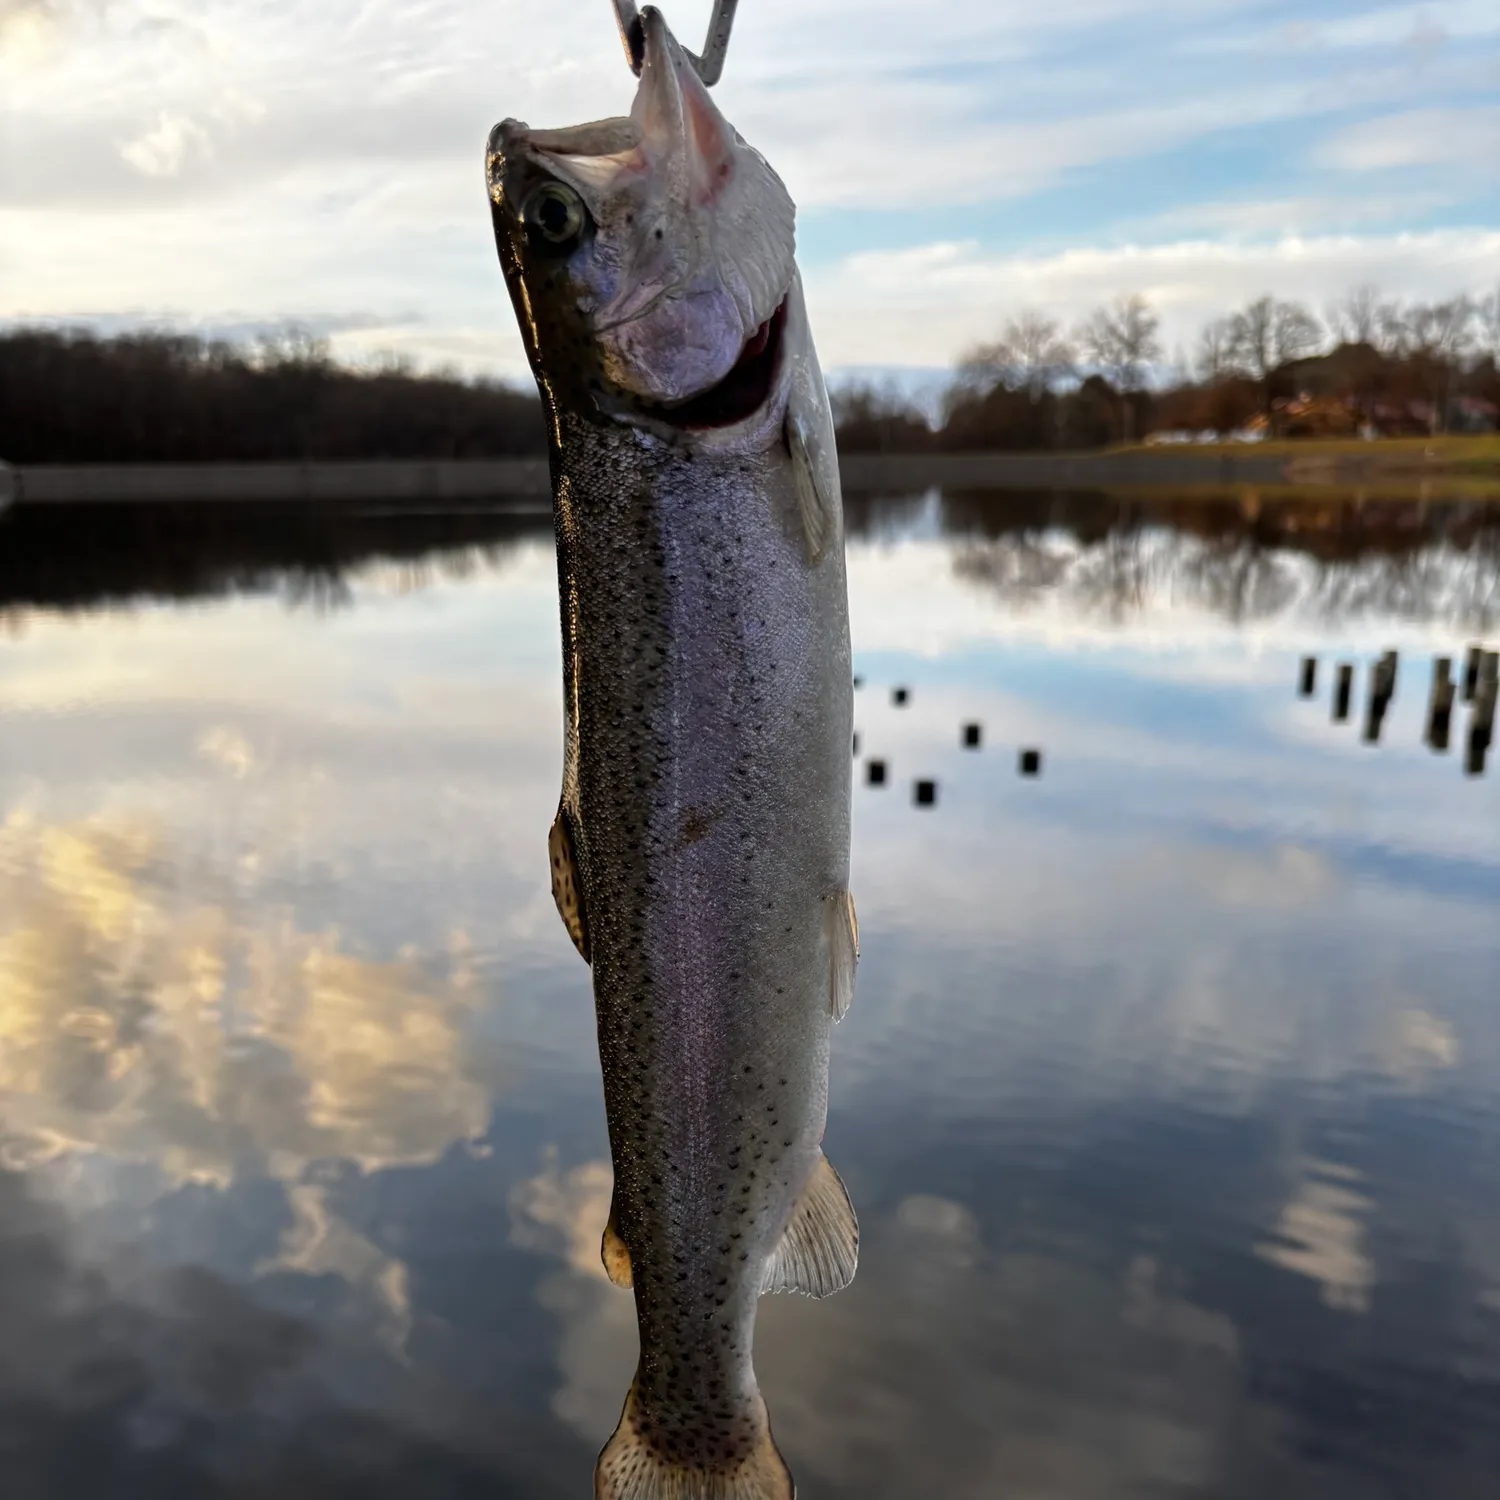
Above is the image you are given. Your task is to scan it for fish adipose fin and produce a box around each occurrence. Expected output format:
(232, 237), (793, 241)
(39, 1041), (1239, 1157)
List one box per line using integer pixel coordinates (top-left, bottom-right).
(549, 809), (590, 963)
(602, 1199), (633, 1288)
(596, 1384), (793, 1500)
(761, 1151), (858, 1298)
(827, 888), (858, 1022)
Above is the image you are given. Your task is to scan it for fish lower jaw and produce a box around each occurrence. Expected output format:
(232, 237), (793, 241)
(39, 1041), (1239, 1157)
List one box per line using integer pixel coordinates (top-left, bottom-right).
(651, 294), (789, 433)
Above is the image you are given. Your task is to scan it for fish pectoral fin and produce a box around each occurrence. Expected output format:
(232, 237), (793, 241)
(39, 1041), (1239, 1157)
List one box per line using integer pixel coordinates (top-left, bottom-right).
(596, 1380), (793, 1500)
(786, 398), (841, 565)
(827, 887), (858, 1022)
(783, 274), (843, 567)
(601, 1200), (633, 1288)
(761, 1152), (858, 1299)
(548, 809), (590, 963)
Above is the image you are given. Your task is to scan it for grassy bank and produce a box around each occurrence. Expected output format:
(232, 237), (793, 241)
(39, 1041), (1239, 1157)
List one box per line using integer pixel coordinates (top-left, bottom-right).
(1128, 434), (1500, 477)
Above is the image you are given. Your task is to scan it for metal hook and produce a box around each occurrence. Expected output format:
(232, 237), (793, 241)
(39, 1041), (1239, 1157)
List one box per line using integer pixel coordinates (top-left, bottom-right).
(612, 0), (740, 86)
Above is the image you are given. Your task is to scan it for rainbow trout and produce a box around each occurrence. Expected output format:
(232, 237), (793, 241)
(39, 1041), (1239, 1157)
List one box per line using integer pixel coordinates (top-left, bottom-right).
(486, 9), (857, 1497)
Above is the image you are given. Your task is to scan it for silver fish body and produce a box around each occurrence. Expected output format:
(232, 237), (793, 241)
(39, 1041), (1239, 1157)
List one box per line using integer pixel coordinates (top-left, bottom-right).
(487, 12), (857, 1498)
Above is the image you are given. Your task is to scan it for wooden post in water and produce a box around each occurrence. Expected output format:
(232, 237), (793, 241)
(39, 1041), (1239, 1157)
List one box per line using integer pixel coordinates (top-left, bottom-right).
(1467, 668), (1496, 777)
(1333, 664), (1354, 722)
(1427, 656), (1455, 752)
(1364, 652), (1397, 744)
(1299, 656), (1317, 697)
(1463, 645), (1484, 703)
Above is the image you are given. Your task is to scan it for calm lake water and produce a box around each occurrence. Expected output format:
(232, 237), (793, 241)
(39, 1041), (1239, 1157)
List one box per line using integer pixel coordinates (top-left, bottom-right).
(1, 491), (1498, 1499)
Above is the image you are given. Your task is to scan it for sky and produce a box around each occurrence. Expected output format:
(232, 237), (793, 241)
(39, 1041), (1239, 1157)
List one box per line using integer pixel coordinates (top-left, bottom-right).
(2, 0), (1498, 388)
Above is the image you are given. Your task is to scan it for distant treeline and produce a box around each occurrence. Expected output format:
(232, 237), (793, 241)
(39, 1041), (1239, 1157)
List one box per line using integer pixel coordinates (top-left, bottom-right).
(0, 327), (547, 464)
(6, 288), (1500, 465)
(835, 287), (1500, 452)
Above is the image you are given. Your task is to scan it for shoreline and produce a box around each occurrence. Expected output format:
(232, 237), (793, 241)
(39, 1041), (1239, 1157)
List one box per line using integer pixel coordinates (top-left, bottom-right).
(4, 440), (1498, 507)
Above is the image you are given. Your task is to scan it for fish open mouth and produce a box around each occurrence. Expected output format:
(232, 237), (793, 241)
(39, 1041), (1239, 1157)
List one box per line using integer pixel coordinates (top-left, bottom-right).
(659, 296), (788, 430)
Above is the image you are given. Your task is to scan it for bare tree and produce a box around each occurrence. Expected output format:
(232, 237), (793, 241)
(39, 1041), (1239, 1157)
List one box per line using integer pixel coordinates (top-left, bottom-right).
(1075, 295), (1161, 441)
(1224, 296), (1322, 413)
(1377, 300), (1417, 358)
(1477, 287), (1500, 364)
(956, 309), (1074, 399)
(829, 380), (931, 452)
(253, 323), (332, 371)
(1402, 296), (1476, 365)
(1195, 317), (1237, 383)
(1398, 297), (1477, 432)
(1324, 284), (1389, 347)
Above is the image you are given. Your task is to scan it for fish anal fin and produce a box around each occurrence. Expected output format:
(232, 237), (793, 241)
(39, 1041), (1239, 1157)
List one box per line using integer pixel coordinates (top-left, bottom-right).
(602, 1200), (633, 1288)
(761, 1152), (858, 1299)
(595, 1382), (792, 1500)
(827, 887), (857, 1022)
(549, 809), (590, 963)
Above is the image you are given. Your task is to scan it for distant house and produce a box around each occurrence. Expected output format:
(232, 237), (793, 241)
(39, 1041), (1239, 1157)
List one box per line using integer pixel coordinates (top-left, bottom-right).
(1364, 400), (1436, 438)
(1270, 392), (1361, 439)
(1447, 396), (1499, 434)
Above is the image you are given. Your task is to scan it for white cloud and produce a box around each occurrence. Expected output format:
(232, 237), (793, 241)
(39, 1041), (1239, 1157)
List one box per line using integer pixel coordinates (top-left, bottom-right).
(1306, 0), (1500, 50)
(1138, 191), (1459, 238)
(120, 110), (214, 177)
(1, 0), (1497, 371)
(809, 229), (1500, 366)
(1317, 105), (1500, 170)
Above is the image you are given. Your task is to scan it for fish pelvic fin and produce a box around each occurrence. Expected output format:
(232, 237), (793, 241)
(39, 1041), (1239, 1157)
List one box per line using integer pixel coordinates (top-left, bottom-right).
(602, 1197), (633, 1288)
(761, 1151), (858, 1299)
(549, 808), (590, 963)
(826, 887), (858, 1022)
(595, 1381), (793, 1500)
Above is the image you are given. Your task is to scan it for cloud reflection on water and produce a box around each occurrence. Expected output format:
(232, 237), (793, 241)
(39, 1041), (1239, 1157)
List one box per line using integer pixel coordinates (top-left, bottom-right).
(0, 491), (1497, 1496)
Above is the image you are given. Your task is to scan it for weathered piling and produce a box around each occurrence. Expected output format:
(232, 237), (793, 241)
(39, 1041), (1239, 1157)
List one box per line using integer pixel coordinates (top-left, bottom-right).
(1333, 664), (1354, 722)
(1463, 645), (1484, 702)
(1427, 657), (1455, 753)
(1364, 652), (1397, 744)
(1466, 672), (1495, 777)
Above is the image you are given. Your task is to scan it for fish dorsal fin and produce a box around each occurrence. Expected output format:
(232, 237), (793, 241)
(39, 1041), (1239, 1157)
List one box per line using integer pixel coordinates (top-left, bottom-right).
(602, 1198), (633, 1288)
(784, 274), (842, 565)
(549, 810), (590, 963)
(827, 887), (858, 1022)
(761, 1152), (858, 1299)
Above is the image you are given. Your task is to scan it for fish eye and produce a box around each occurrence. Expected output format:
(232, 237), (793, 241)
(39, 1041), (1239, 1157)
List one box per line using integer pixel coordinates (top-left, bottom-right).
(523, 181), (588, 254)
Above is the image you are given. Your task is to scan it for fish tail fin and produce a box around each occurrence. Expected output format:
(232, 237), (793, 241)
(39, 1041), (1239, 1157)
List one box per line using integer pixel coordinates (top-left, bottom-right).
(595, 1380), (794, 1500)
